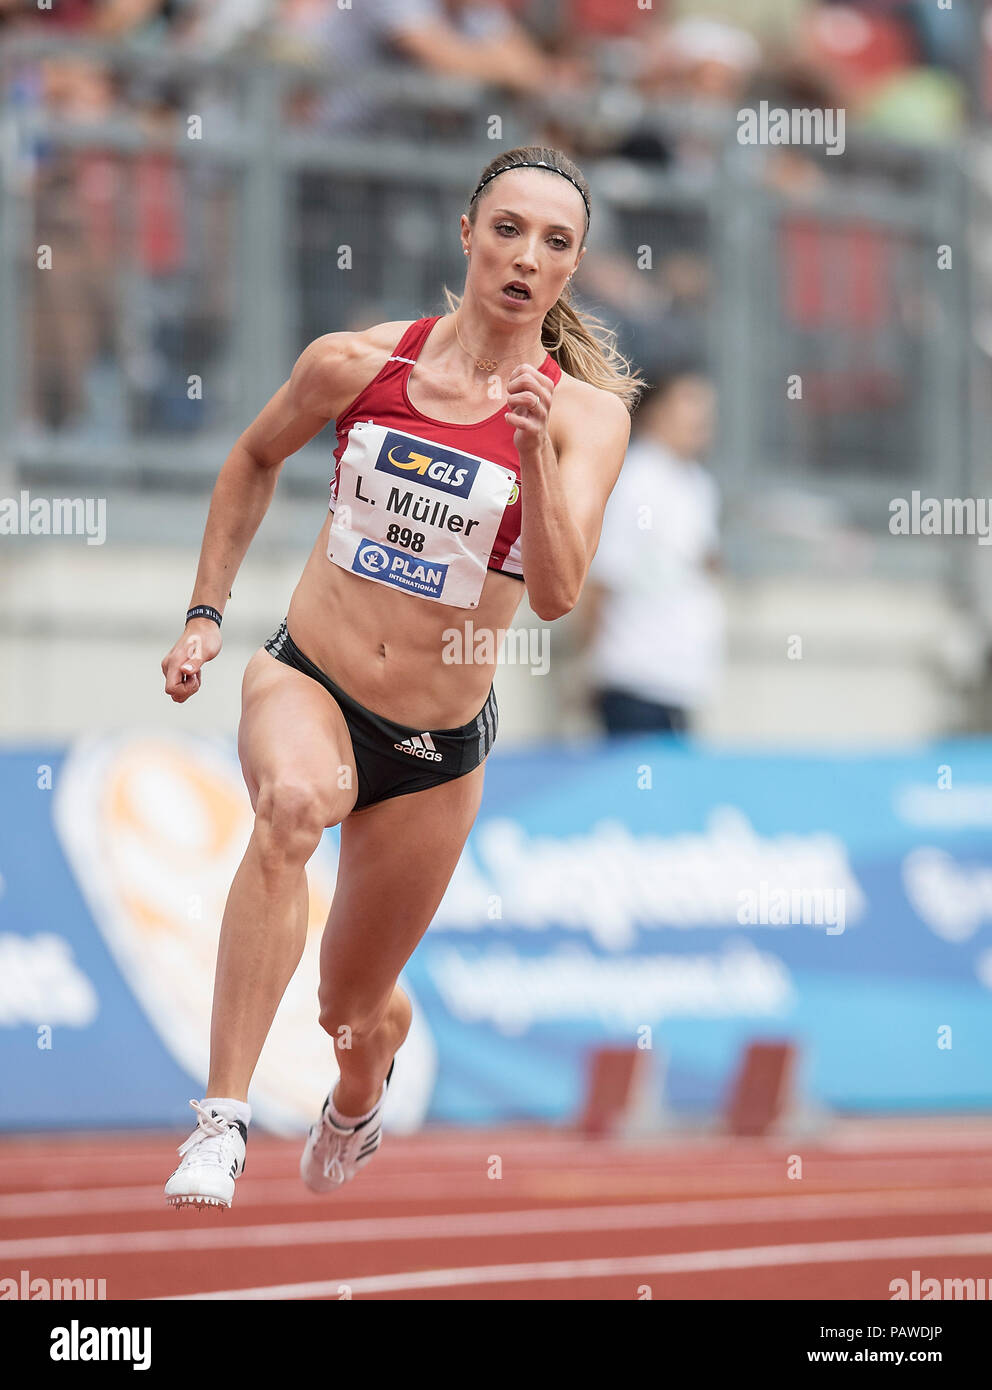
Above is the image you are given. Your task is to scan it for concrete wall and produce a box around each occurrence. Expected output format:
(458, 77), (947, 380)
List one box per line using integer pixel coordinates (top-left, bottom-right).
(0, 537), (981, 749)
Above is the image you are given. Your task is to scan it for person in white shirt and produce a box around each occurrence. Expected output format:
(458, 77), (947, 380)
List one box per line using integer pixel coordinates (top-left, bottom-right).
(582, 369), (724, 735)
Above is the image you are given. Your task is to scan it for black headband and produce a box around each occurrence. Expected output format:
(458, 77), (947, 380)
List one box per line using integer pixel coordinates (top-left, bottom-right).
(469, 160), (591, 226)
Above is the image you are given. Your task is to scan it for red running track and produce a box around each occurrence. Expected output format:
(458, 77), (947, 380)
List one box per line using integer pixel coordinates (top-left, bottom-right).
(2, 1118), (992, 1300)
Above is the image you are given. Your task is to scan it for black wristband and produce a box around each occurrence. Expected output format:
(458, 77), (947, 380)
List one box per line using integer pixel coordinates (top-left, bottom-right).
(186, 605), (222, 628)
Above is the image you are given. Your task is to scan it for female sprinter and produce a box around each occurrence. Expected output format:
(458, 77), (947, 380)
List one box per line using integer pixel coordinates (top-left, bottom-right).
(160, 145), (643, 1208)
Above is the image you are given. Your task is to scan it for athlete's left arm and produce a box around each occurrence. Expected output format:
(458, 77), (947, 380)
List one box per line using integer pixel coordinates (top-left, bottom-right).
(508, 366), (631, 621)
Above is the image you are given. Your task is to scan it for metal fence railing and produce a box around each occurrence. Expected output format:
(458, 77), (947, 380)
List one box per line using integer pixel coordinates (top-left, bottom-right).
(0, 36), (979, 592)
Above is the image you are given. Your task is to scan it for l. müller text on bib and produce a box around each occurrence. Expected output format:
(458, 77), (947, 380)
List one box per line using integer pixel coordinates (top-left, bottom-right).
(327, 421), (516, 608)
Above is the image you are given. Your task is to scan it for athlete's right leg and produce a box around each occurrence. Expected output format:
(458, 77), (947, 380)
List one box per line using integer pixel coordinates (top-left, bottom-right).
(204, 645), (359, 1101)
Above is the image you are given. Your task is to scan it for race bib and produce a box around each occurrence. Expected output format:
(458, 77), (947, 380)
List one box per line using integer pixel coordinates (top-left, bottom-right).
(326, 420), (517, 608)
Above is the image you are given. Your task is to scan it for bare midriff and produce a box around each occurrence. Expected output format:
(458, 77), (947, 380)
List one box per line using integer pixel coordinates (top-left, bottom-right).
(286, 510), (525, 729)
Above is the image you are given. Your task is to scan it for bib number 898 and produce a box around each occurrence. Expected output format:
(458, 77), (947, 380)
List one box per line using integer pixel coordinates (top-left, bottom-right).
(385, 525), (425, 553)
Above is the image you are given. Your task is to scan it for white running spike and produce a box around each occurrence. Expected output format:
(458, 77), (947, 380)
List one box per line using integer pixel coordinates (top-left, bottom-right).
(300, 1063), (395, 1193)
(164, 1100), (246, 1210)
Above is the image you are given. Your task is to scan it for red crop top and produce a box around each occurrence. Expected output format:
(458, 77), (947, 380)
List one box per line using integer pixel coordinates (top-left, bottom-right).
(326, 315), (562, 609)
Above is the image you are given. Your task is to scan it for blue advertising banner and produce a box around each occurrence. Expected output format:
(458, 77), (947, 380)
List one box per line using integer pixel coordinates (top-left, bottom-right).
(0, 733), (990, 1130)
(407, 739), (992, 1122)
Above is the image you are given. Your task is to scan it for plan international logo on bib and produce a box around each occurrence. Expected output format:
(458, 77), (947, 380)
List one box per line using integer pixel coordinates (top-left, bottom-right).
(354, 536), (448, 599)
(374, 432), (481, 499)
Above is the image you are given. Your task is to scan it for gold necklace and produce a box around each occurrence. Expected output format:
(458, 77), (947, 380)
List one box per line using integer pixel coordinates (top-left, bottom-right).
(451, 312), (542, 373)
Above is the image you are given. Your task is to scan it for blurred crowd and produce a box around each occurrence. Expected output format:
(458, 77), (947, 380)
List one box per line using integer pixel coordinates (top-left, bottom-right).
(2, 0), (987, 739)
(1, 0), (984, 436)
(3, 1), (980, 139)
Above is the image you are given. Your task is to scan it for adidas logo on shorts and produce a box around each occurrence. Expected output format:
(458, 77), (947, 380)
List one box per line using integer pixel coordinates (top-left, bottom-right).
(393, 732), (443, 762)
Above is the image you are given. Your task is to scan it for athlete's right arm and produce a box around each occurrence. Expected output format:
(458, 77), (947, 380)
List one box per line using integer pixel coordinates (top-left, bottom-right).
(160, 331), (361, 703)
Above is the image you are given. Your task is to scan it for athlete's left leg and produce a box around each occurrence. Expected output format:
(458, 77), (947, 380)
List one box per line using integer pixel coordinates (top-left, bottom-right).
(317, 760), (488, 1116)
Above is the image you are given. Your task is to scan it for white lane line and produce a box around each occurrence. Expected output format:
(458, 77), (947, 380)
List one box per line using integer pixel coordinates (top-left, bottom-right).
(0, 1181), (331, 1218)
(6, 1171), (992, 1220)
(0, 1177), (544, 1218)
(170, 1230), (992, 1299)
(3, 1144), (991, 1176)
(0, 1172), (822, 1216)
(3, 1136), (992, 1174)
(0, 1139), (677, 1164)
(1, 1150), (989, 1206)
(3, 1186), (992, 1260)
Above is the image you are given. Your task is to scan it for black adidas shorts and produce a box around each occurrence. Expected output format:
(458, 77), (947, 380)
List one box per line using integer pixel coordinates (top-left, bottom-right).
(262, 618), (498, 811)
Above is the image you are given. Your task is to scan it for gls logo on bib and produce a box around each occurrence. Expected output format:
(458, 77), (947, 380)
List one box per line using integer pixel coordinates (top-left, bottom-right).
(327, 421), (515, 609)
(375, 434), (479, 498)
